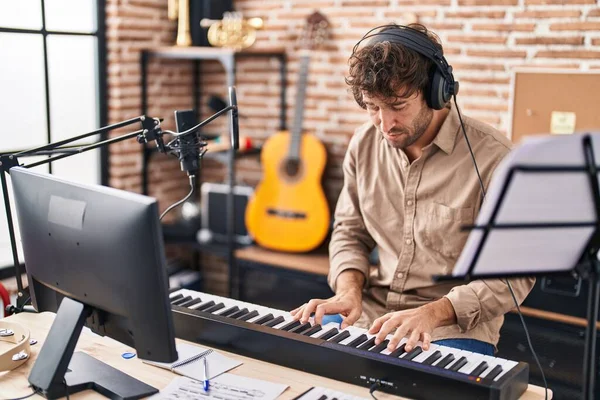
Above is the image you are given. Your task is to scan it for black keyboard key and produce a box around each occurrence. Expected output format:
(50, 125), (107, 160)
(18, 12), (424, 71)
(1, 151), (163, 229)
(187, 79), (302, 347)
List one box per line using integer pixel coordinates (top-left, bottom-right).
(228, 308), (249, 319)
(179, 297), (203, 308)
(485, 365), (503, 380)
(279, 320), (302, 332)
(172, 296), (192, 306)
(302, 324), (322, 336)
(253, 314), (274, 325)
(238, 310), (259, 321)
(317, 395), (327, 400)
(168, 287), (181, 294)
(169, 293), (183, 302)
(317, 328), (339, 340)
(470, 361), (489, 377)
(195, 301), (216, 312)
(204, 303), (225, 313)
(264, 316), (285, 327)
(357, 337), (377, 350)
(422, 350), (442, 365)
(329, 330), (351, 343)
(220, 306), (240, 317)
(436, 353), (456, 368)
(346, 334), (368, 348)
(449, 357), (468, 372)
(369, 340), (390, 353)
(290, 322), (312, 334)
(403, 346), (423, 361)
(389, 344), (407, 358)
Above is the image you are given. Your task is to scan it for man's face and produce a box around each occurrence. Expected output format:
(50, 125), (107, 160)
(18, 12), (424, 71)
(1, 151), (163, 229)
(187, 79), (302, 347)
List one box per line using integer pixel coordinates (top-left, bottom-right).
(362, 90), (433, 149)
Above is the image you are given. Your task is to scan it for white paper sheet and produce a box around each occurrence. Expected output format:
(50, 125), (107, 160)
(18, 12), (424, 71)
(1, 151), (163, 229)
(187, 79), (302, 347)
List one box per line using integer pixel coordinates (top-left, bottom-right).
(150, 374), (289, 400)
(452, 133), (600, 277)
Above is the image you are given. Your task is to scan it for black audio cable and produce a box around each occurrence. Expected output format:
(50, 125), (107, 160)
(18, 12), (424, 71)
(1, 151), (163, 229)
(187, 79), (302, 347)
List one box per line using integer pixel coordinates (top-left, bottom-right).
(453, 95), (548, 400)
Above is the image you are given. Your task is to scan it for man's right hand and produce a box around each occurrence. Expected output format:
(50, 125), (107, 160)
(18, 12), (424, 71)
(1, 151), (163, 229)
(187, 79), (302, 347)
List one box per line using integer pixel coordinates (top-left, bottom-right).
(290, 269), (365, 329)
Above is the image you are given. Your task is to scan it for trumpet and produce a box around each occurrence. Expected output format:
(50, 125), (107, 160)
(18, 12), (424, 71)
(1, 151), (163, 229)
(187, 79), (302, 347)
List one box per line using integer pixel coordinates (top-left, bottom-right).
(200, 12), (264, 50)
(168, 0), (192, 47)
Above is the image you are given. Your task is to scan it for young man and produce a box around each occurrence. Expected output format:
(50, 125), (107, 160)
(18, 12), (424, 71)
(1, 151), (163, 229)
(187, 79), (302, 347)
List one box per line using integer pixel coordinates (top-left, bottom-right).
(290, 24), (535, 356)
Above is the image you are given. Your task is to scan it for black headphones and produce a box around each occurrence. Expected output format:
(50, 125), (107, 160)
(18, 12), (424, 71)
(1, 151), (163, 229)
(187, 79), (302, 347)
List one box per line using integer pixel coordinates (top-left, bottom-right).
(352, 24), (459, 110)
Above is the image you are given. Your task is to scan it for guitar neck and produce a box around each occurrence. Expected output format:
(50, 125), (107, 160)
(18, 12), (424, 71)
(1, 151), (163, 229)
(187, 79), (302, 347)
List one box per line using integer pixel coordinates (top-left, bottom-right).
(289, 55), (310, 161)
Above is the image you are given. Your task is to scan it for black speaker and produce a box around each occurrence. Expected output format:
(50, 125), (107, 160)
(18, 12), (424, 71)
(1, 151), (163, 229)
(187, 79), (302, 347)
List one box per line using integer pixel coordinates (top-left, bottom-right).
(189, 0), (234, 47)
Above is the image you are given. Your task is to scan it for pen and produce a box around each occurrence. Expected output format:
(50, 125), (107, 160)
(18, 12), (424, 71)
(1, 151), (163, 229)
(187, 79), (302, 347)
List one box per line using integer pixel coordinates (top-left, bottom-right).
(202, 354), (210, 391)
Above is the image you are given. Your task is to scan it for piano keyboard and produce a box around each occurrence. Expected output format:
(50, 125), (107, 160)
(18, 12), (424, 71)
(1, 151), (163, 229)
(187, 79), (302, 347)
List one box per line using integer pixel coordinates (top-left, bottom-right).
(169, 288), (529, 400)
(294, 386), (368, 400)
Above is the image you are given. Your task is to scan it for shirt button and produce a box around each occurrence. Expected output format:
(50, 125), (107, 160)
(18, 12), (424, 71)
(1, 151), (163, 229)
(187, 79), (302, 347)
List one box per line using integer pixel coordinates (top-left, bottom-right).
(397, 272), (404, 279)
(402, 160), (408, 167)
(405, 239), (412, 245)
(406, 200), (413, 206)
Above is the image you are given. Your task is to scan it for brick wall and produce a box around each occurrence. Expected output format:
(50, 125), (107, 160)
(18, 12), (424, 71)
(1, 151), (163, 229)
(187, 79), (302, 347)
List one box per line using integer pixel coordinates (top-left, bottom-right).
(107, 0), (600, 295)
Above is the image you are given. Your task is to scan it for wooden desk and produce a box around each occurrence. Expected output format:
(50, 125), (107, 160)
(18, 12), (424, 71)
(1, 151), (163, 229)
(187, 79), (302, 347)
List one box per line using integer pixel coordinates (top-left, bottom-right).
(0, 312), (550, 400)
(235, 246), (330, 276)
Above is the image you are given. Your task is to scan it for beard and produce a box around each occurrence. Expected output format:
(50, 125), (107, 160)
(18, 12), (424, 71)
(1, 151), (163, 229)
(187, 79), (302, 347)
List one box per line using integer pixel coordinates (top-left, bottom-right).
(382, 106), (434, 149)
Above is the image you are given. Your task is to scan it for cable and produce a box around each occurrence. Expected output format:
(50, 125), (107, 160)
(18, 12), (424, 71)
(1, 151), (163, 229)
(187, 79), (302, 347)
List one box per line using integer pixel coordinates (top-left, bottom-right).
(507, 279), (548, 400)
(63, 378), (70, 400)
(454, 96), (486, 199)
(159, 175), (196, 221)
(455, 94), (548, 399)
(369, 383), (380, 400)
(2, 386), (38, 400)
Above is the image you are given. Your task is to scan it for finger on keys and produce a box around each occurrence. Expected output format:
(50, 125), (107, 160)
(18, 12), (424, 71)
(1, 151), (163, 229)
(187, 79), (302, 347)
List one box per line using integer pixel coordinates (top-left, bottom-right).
(375, 317), (396, 345)
(388, 324), (409, 352)
(300, 299), (323, 323)
(422, 332), (432, 351)
(369, 314), (392, 343)
(405, 329), (421, 353)
(290, 304), (305, 318)
(313, 303), (337, 326)
(341, 309), (361, 329)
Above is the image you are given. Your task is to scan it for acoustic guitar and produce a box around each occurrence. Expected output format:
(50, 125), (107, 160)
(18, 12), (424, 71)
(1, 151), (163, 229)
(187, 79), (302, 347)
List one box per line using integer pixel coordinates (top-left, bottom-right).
(245, 12), (330, 253)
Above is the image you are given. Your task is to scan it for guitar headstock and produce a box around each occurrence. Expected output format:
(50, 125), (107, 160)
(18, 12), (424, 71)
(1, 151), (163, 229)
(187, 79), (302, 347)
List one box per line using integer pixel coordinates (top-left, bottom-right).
(297, 11), (330, 53)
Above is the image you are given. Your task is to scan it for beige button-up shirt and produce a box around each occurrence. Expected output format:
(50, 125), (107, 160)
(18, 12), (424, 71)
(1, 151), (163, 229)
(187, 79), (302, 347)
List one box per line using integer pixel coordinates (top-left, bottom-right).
(328, 106), (535, 346)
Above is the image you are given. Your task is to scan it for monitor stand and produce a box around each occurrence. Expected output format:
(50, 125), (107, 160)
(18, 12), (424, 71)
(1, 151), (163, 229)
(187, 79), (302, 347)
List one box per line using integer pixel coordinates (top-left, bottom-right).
(28, 297), (158, 400)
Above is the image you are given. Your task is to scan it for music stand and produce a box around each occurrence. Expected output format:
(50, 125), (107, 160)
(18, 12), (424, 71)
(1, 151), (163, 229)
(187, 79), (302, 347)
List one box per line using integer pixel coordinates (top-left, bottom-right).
(441, 133), (600, 400)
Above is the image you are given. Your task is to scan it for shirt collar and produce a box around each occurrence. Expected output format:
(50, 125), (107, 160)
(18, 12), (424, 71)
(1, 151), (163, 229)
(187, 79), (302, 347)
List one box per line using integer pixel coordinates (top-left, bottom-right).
(431, 105), (461, 155)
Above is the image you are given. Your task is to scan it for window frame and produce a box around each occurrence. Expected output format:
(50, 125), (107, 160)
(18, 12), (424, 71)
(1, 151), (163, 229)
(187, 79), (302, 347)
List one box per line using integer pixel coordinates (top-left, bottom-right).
(0, 0), (107, 274)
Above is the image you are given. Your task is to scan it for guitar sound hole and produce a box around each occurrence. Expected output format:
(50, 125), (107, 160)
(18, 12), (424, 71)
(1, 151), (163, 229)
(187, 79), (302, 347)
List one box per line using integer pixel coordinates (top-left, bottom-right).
(285, 159), (301, 177)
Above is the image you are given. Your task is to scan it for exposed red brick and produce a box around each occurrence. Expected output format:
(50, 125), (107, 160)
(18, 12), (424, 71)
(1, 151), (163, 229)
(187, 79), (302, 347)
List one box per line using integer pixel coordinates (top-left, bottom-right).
(515, 36), (584, 45)
(550, 22), (600, 31)
(472, 23), (536, 31)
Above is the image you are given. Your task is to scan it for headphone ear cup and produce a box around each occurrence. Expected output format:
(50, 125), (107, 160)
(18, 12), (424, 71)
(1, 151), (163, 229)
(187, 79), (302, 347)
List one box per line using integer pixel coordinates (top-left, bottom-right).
(428, 69), (447, 110)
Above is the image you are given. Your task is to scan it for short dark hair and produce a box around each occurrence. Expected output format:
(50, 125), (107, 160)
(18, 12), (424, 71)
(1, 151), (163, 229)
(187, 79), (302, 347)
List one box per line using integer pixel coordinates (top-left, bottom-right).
(346, 24), (443, 109)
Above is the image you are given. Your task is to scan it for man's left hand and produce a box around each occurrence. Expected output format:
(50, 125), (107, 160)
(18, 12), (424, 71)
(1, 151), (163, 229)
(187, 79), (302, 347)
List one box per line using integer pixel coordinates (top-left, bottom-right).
(368, 297), (457, 353)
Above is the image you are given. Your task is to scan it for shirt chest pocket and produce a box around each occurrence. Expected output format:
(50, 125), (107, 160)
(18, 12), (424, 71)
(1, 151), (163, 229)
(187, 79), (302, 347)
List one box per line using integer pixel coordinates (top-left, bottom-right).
(422, 202), (474, 259)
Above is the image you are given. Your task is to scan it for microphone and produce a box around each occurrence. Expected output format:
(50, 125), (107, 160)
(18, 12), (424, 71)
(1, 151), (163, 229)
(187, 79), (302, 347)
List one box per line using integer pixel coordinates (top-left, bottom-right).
(173, 110), (205, 177)
(177, 133), (201, 176)
(229, 86), (239, 151)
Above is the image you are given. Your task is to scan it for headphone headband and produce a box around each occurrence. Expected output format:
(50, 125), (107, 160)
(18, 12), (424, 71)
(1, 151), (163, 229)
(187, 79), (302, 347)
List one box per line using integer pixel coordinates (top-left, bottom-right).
(352, 24), (459, 109)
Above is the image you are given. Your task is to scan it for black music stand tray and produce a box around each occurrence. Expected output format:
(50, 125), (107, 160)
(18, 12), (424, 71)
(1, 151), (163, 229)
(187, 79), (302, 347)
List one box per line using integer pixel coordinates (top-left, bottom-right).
(440, 133), (600, 400)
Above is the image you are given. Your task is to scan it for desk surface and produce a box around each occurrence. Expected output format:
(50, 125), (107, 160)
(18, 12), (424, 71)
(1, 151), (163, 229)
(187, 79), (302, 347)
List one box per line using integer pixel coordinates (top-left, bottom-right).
(0, 312), (550, 400)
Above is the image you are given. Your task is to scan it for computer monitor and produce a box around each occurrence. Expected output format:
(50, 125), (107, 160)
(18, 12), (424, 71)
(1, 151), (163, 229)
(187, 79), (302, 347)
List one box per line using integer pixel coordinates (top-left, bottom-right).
(10, 167), (178, 400)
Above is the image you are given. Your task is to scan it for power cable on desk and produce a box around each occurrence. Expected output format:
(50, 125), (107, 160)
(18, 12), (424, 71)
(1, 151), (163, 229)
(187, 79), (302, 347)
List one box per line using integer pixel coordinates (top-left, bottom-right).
(507, 279), (548, 400)
(2, 386), (38, 400)
(369, 382), (380, 400)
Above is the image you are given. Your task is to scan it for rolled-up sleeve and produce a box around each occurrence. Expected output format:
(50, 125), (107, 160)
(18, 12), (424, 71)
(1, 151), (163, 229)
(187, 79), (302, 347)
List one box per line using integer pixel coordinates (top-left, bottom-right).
(328, 134), (376, 292)
(445, 277), (535, 332)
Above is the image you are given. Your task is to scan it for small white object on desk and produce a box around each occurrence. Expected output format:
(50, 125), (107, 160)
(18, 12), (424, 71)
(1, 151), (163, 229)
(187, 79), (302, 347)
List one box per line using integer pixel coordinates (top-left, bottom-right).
(151, 374), (288, 400)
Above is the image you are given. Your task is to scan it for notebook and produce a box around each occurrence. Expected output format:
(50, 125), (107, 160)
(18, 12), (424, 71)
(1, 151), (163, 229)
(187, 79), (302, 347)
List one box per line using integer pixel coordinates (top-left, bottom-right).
(143, 343), (242, 381)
